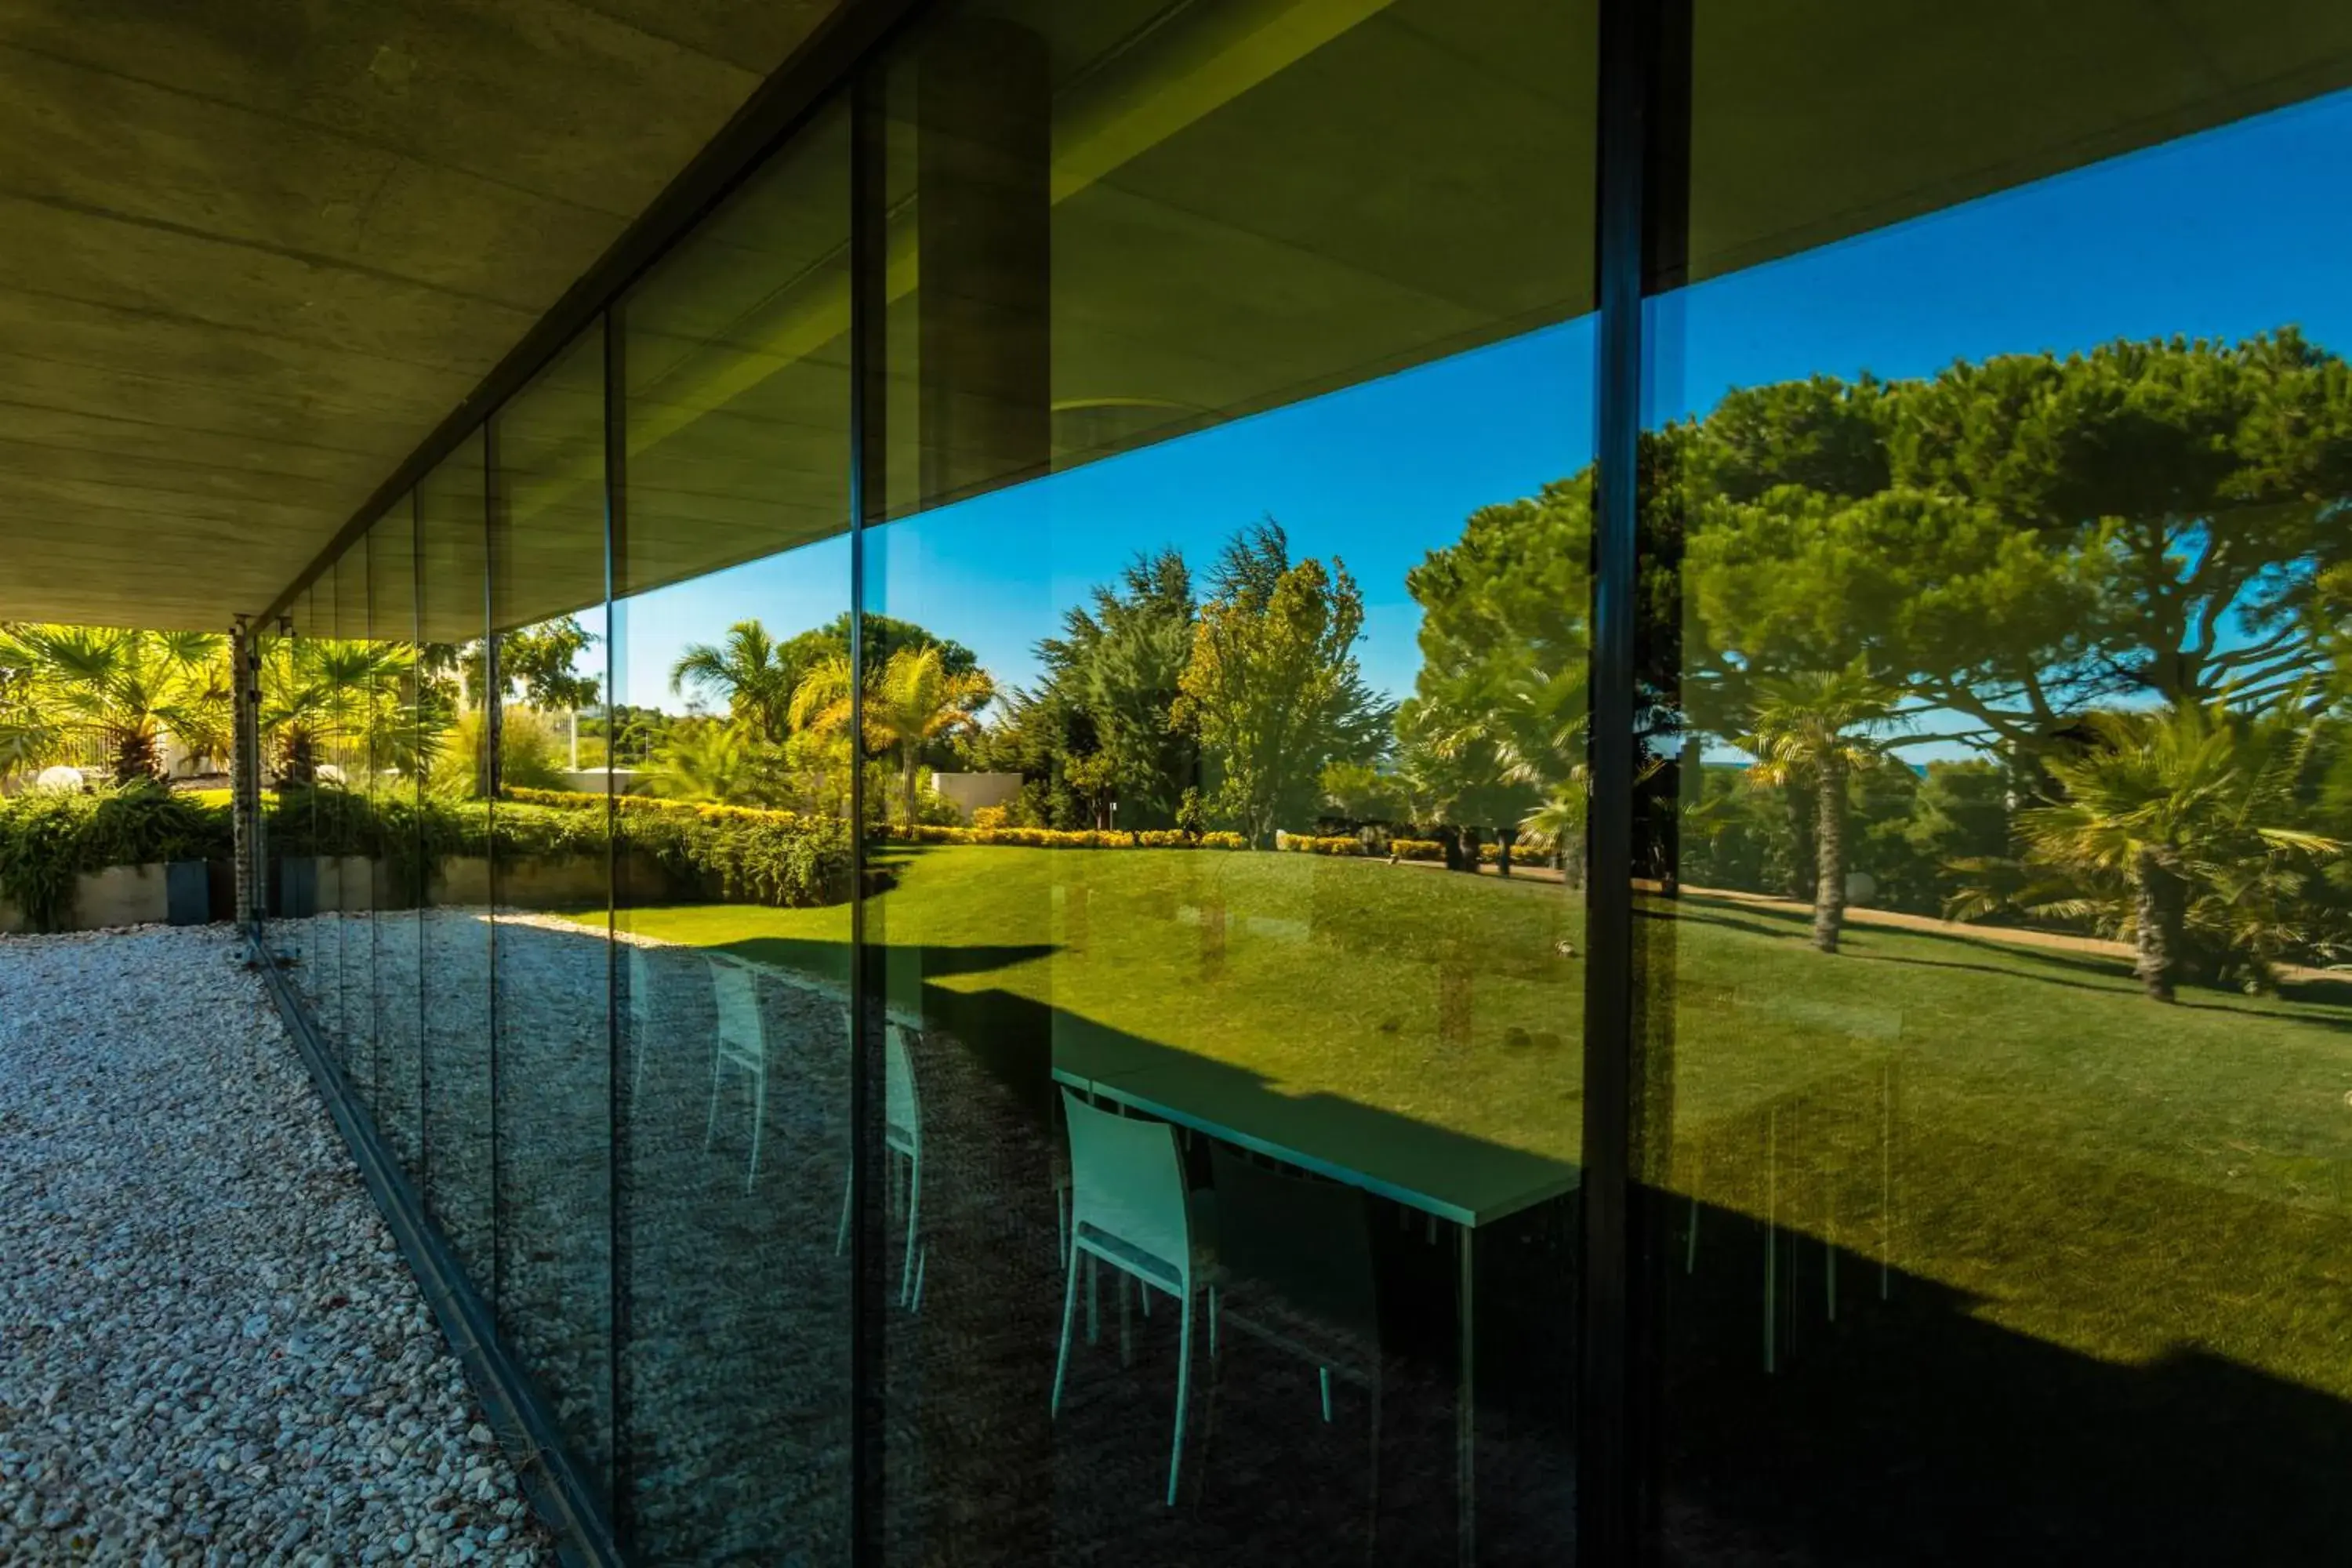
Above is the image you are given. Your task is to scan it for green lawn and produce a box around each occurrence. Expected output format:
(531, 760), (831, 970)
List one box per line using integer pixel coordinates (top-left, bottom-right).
(601, 843), (2352, 1401)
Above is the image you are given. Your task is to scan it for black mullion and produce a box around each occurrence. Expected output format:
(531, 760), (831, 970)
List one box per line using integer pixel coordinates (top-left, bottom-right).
(1581, 0), (1654, 1561)
(412, 489), (430, 1207)
(848, 60), (888, 1568)
(601, 303), (633, 1544)
(483, 416), (506, 1315)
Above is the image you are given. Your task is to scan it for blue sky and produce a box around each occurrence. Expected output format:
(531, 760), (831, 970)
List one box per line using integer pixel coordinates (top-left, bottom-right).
(611, 86), (2352, 720)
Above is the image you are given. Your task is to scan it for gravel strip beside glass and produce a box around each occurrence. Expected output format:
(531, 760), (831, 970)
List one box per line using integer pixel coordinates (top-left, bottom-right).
(0, 925), (555, 1566)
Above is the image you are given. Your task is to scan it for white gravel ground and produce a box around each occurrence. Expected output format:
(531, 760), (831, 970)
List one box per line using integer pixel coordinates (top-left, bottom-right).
(0, 925), (554, 1566)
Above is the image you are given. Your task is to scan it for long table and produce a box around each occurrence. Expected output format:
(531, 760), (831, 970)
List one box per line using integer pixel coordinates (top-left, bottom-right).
(1052, 1030), (1580, 1563)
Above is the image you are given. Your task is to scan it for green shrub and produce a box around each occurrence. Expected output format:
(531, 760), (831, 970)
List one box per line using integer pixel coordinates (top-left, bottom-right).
(885, 822), (1248, 851)
(1277, 833), (1366, 856)
(0, 785), (233, 931)
(0, 782), (853, 930)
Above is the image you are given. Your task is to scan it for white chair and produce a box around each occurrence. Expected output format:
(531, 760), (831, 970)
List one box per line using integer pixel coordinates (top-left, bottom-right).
(705, 958), (767, 1191)
(1054, 1089), (1211, 1508)
(836, 1025), (927, 1310)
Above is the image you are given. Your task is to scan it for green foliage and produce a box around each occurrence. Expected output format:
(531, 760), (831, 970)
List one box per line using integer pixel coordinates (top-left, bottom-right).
(1175, 522), (1388, 847)
(1277, 833), (1366, 856)
(496, 618), (601, 712)
(1174, 786), (1207, 841)
(0, 785), (231, 931)
(0, 623), (231, 785)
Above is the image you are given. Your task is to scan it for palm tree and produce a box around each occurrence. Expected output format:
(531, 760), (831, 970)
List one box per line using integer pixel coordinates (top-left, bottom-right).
(670, 620), (800, 741)
(2010, 701), (2340, 1001)
(1, 623), (228, 783)
(1740, 664), (1901, 953)
(793, 645), (993, 824)
(260, 636), (419, 787)
(645, 719), (768, 805)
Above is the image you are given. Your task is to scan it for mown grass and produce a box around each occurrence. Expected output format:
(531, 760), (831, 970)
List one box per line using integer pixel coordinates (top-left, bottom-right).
(599, 843), (2352, 1403)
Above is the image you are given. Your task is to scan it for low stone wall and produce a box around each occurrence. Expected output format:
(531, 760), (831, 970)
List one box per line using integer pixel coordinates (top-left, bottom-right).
(2, 851), (713, 934)
(0, 864), (180, 935)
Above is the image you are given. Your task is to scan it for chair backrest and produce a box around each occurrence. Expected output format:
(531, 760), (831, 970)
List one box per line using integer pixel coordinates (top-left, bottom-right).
(1209, 1142), (1377, 1334)
(1062, 1089), (1191, 1279)
(710, 959), (762, 1052)
(884, 1025), (920, 1152)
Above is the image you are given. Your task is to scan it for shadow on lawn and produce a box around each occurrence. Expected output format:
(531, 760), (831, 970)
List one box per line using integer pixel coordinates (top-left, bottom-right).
(1654, 1139), (2352, 1564)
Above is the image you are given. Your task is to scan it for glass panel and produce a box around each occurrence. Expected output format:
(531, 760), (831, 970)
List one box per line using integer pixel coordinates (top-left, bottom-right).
(333, 543), (375, 1088)
(869, 2), (1595, 1559)
(372, 497), (426, 1168)
(1646, 34), (2352, 1563)
(489, 328), (615, 1485)
(612, 98), (853, 1562)
(418, 430), (498, 1296)
(274, 585), (329, 1022)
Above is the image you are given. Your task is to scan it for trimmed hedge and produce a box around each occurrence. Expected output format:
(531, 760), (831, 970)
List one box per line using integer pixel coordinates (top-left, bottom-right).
(1278, 834), (1367, 856)
(887, 822), (1249, 851)
(1390, 837), (1446, 862)
(0, 783), (851, 933)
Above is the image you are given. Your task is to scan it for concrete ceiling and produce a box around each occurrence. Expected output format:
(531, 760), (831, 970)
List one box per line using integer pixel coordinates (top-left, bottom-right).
(10, 0), (2352, 638)
(0, 0), (844, 631)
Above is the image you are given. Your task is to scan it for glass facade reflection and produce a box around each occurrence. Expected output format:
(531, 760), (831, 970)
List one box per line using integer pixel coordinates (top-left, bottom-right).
(242, 2), (2352, 1563)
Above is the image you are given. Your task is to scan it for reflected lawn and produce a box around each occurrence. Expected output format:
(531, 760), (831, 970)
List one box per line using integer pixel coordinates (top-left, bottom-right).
(593, 844), (2352, 1398)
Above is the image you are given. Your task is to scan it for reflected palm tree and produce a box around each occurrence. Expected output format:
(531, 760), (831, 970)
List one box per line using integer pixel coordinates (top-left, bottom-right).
(1740, 663), (1902, 953)
(2000, 702), (2343, 1000)
(793, 645), (993, 826)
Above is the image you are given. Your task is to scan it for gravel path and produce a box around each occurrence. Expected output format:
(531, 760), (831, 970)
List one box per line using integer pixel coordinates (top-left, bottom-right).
(0, 925), (554, 1566)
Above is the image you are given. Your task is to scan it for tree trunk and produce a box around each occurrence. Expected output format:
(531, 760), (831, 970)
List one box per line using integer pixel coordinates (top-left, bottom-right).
(1436, 825), (1462, 870)
(1784, 778), (1816, 901)
(2133, 846), (2183, 1003)
(1496, 826), (1516, 877)
(1813, 758), (1846, 954)
(902, 752), (919, 827)
(1460, 826), (1484, 873)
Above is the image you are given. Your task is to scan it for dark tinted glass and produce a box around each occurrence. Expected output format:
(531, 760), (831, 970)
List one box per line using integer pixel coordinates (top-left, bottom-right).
(1644, 14), (2352, 1560)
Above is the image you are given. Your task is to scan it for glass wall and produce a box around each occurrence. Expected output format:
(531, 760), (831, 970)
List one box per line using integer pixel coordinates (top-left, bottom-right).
(245, 3), (2352, 1564)
(866, 2), (1594, 1559)
(489, 328), (617, 1486)
(417, 432), (497, 1296)
(370, 496), (426, 1170)
(612, 97), (855, 1562)
(1640, 8), (2352, 1563)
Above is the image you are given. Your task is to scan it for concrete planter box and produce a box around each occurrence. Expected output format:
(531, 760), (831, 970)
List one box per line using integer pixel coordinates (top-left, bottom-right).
(0, 862), (173, 934)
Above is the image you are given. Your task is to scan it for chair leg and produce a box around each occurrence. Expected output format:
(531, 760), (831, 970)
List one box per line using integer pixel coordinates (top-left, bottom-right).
(1051, 1243), (1082, 1417)
(1168, 1287), (1194, 1508)
(744, 1063), (764, 1193)
(1120, 1274), (1134, 1368)
(1087, 1255), (1099, 1345)
(835, 1163), (852, 1257)
(1365, 1372), (1383, 1565)
(1320, 1366), (1333, 1424)
(1208, 1285), (1218, 1359)
(901, 1150), (921, 1308)
(704, 1054), (722, 1150)
(912, 1246), (927, 1312)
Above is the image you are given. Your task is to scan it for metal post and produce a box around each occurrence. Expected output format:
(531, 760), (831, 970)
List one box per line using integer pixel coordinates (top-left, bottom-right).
(230, 616), (263, 930)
